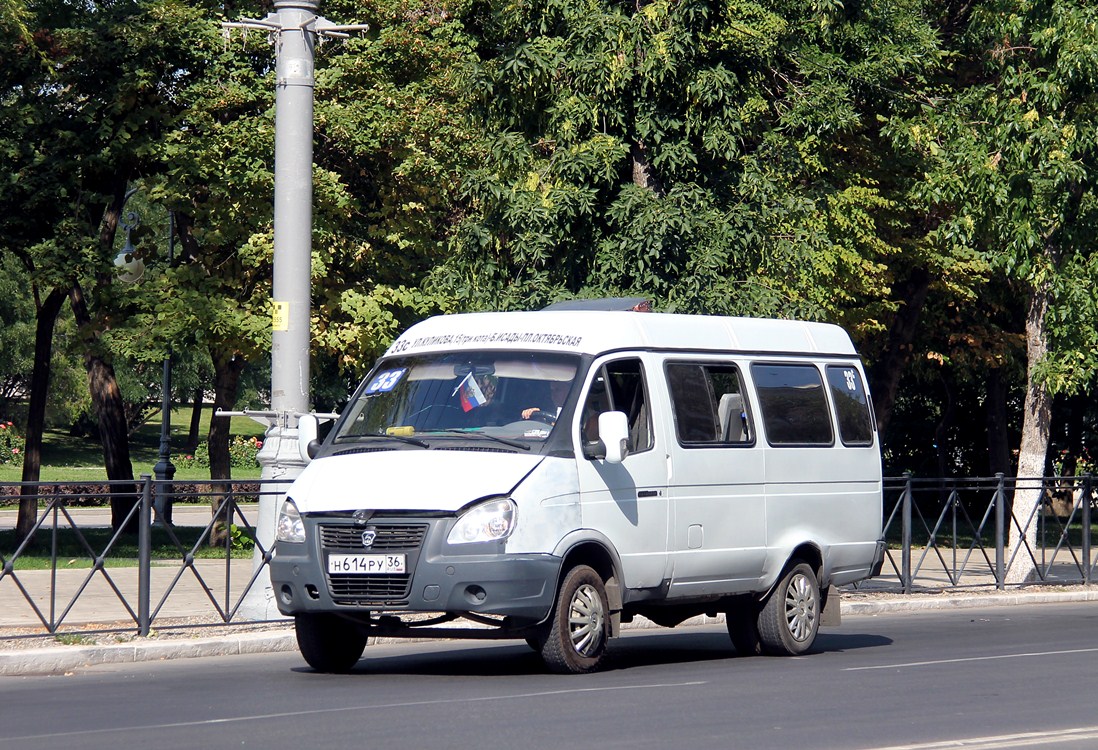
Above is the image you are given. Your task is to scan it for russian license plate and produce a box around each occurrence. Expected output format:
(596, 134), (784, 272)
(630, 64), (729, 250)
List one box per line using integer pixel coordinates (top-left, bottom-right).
(327, 554), (406, 575)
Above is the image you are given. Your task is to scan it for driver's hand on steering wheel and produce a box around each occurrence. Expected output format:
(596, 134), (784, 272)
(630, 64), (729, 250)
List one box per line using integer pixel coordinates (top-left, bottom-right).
(521, 407), (556, 424)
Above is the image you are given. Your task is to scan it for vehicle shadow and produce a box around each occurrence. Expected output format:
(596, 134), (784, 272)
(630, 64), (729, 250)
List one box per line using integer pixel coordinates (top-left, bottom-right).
(289, 627), (892, 677)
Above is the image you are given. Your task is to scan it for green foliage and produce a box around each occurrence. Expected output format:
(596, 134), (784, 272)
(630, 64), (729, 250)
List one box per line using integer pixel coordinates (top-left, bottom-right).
(0, 421), (23, 465)
(176, 436), (262, 470)
(436, 0), (944, 336)
(229, 523), (256, 552)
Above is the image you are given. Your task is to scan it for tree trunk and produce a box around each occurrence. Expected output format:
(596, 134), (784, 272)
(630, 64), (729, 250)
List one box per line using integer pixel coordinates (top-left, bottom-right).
(1007, 282), (1052, 584)
(187, 386), (203, 451)
(208, 346), (246, 545)
(70, 283), (138, 534)
(984, 367), (1012, 477)
(631, 142), (663, 196)
(933, 373), (955, 478)
(15, 286), (68, 545)
(868, 267), (932, 438)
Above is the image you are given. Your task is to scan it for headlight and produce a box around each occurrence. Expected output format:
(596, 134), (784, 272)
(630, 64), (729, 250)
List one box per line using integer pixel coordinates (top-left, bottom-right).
(447, 497), (516, 545)
(276, 498), (305, 543)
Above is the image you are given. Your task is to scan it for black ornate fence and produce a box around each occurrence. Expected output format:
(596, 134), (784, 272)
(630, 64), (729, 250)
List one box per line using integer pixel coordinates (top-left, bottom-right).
(1, 474), (1095, 636)
(873, 474), (1096, 592)
(0, 477), (291, 636)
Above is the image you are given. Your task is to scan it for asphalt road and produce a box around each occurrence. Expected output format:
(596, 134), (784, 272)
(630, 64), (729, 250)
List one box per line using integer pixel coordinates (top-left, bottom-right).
(1, 601), (1096, 750)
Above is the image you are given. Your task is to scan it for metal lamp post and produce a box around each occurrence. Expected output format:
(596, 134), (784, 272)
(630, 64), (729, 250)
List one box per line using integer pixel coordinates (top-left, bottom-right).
(114, 200), (177, 525)
(223, 0), (367, 620)
(151, 211), (177, 524)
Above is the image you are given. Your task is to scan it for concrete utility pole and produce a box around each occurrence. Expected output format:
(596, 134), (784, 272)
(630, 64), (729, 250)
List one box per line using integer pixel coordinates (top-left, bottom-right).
(222, 1), (366, 619)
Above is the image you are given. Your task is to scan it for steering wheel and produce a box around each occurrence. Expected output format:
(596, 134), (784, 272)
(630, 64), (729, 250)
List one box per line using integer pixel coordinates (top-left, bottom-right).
(526, 409), (557, 426)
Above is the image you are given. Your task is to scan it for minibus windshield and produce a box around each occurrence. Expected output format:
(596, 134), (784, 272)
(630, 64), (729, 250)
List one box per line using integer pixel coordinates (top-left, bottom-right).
(333, 351), (580, 446)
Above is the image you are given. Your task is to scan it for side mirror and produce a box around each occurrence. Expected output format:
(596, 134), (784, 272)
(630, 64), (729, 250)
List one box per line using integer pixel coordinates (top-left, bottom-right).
(298, 414), (320, 463)
(598, 411), (629, 464)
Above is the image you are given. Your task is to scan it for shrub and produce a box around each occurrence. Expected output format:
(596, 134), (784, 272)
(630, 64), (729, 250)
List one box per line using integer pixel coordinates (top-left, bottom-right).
(0, 421), (23, 465)
(176, 436), (262, 470)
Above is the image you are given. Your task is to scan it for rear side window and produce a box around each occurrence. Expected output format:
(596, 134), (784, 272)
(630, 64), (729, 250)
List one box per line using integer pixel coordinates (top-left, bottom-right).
(751, 363), (833, 446)
(825, 365), (874, 446)
(666, 363), (753, 445)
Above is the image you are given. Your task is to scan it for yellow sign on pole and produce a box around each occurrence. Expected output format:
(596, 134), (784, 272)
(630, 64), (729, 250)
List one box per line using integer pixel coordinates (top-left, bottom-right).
(272, 301), (290, 332)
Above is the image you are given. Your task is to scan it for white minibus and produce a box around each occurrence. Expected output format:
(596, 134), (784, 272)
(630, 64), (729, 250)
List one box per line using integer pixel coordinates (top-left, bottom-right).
(271, 308), (885, 673)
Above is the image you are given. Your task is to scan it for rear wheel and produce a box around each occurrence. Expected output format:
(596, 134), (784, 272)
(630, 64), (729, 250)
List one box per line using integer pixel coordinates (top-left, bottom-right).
(758, 561), (820, 656)
(541, 565), (610, 674)
(295, 613), (367, 673)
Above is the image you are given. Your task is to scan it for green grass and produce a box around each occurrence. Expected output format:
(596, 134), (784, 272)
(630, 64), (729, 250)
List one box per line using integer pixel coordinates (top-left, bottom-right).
(0, 524), (256, 567)
(0, 406), (264, 483)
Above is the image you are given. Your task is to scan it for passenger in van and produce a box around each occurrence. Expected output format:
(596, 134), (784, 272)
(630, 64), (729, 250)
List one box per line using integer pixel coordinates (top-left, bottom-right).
(521, 380), (570, 424)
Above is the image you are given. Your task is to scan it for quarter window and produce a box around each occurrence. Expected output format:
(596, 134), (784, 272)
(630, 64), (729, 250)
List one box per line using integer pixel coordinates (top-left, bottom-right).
(825, 365), (874, 446)
(751, 364), (833, 446)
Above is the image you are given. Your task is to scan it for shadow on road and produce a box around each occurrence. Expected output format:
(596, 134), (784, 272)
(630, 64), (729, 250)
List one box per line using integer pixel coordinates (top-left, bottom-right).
(287, 628), (894, 677)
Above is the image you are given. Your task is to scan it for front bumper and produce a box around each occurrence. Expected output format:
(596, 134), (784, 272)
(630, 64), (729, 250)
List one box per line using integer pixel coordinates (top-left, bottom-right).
(270, 514), (561, 625)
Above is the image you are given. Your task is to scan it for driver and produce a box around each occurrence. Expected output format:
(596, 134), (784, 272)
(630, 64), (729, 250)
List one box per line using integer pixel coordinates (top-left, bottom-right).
(521, 380), (570, 424)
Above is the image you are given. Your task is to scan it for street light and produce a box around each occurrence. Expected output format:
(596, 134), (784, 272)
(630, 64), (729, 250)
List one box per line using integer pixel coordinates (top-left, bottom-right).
(114, 199), (177, 524)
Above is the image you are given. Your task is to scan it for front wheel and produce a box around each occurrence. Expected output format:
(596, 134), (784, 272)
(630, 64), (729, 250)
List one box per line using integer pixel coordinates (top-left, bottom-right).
(758, 561), (821, 656)
(295, 613), (367, 673)
(540, 565), (610, 674)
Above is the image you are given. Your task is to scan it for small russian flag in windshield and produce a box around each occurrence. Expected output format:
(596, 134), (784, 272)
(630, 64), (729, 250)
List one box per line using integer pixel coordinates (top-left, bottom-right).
(454, 373), (487, 412)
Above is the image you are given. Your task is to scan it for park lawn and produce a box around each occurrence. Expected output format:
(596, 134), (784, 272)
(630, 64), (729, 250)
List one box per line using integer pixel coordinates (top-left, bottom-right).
(0, 407), (264, 483)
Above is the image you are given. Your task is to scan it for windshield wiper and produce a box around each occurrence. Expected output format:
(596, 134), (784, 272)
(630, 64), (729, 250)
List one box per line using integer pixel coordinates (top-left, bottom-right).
(338, 433), (431, 449)
(440, 429), (531, 451)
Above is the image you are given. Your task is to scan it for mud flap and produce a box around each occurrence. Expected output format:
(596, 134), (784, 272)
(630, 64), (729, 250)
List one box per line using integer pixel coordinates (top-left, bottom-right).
(820, 585), (841, 627)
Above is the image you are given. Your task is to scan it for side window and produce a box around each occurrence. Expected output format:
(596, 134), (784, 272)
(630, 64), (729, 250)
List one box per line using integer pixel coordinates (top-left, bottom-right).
(666, 363), (753, 446)
(825, 365), (874, 446)
(751, 363), (833, 446)
(581, 359), (653, 456)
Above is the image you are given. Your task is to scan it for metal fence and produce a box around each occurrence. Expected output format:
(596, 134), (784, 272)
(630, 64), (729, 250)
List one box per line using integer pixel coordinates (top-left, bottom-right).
(872, 474), (1097, 593)
(1, 474), (1095, 637)
(0, 476), (291, 637)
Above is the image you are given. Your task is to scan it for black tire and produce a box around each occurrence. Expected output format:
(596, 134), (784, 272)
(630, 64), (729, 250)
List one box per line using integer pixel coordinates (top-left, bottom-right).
(757, 561), (821, 656)
(295, 613), (368, 673)
(725, 603), (763, 656)
(540, 565), (610, 674)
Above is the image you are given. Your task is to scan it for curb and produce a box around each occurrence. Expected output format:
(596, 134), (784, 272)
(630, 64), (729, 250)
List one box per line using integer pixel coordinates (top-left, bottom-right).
(839, 588), (1098, 615)
(0, 630), (297, 676)
(2, 590), (1095, 676)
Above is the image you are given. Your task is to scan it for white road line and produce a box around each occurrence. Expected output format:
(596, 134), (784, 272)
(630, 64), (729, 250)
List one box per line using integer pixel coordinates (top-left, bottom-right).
(863, 725), (1098, 749)
(844, 646), (1098, 671)
(0, 680), (708, 742)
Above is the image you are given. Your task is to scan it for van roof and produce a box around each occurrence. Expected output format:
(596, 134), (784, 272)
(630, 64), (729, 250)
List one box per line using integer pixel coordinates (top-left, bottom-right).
(386, 311), (860, 358)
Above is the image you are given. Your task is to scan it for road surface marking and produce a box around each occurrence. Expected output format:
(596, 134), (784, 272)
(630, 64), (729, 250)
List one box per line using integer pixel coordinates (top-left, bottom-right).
(0, 680), (708, 742)
(844, 646), (1098, 671)
(864, 725), (1098, 749)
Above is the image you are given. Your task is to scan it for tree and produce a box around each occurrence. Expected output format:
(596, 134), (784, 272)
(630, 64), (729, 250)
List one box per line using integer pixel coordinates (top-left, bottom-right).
(2, 0), (240, 532)
(893, 0), (1098, 579)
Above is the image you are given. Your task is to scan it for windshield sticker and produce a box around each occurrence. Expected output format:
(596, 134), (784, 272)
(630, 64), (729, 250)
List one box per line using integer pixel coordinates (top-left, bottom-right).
(524, 429), (550, 438)
(390, 331), (583, 354)
(364, 368), (407, 394)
